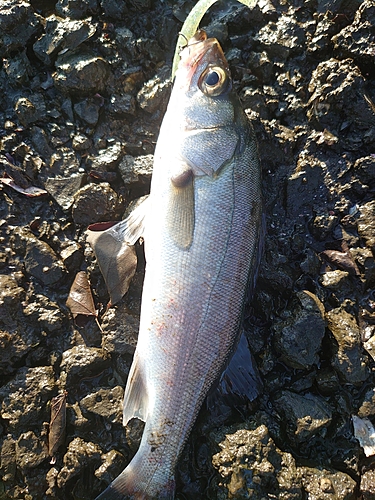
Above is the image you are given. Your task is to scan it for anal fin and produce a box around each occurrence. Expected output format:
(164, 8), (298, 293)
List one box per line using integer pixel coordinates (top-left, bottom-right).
(123, 354), (149, 426)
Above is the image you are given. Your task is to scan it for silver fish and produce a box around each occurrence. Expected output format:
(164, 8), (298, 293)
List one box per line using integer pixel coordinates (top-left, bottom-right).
(96, 30), (263, 499)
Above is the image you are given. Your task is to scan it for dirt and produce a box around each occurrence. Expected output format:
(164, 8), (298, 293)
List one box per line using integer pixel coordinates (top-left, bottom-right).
(0, 0), (375, 499)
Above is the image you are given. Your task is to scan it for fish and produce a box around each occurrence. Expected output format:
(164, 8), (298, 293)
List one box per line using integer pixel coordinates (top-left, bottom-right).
(95, 29), (263, 499)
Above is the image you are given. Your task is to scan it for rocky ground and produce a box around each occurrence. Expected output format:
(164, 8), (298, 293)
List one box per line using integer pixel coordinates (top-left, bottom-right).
(0, 0), (375, 498)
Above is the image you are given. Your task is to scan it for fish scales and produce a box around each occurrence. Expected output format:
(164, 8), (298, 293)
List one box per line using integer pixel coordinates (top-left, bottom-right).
(96, 30), (262, 500)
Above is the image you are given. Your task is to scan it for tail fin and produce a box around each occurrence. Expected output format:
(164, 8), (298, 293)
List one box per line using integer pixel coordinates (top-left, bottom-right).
(95, 462), (175, 500)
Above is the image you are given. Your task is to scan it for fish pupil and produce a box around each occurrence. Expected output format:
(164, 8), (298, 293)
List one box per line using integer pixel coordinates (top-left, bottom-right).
(205, 71), (219, 86)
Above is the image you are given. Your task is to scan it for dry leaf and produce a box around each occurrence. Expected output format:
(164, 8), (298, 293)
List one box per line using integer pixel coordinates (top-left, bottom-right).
(87, 222), (137, 306)
(66, 271), (97, 318)
(49, 391), (67, 464)
(0, 177), (48, 197)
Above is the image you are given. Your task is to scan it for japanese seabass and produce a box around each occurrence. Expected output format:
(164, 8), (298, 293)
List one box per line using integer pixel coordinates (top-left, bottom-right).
(95, 30), (262, 499)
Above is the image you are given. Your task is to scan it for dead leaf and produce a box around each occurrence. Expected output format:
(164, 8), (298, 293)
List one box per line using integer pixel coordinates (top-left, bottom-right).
(66, 271), (97, 318)
(87, 222), (137, 306)
(0, 177), (48, 197)
(48, 391), (67, 464)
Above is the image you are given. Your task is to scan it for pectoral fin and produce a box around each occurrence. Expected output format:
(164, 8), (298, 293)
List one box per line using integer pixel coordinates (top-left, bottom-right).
(123, 354), (149, 425)
(167, 166), (195, 249)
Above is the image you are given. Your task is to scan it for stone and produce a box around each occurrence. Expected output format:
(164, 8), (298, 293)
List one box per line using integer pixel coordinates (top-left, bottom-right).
(60, 346), (111, 387)
(16, 431), (49, 471)
(0, 0), (40, 57)
(94, 449), (127, 485)
(137, 65), (171, 115)
(24, 238), (66, 286)
(360, 470), (375, 500)
(74, 98), (101, 126)
(299, 467), (357, 500)
(56, 437), (101, 488)
(118, 154), (153, 185)
(80, 386), (124, 424)
(357, 201), (375, 249)
(56, 0), (99, 19)
(71, 182), (122, 225)
(14, 95), (46, 127)
(101, 305), (139, 356)
(45, 174), (86, 210)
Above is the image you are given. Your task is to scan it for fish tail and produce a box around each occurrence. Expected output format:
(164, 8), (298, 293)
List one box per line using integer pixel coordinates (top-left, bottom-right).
(95, 461), (175, 500)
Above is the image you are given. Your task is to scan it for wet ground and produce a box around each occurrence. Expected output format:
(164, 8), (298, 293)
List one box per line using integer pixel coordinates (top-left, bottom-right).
(1, 0), (375, 498)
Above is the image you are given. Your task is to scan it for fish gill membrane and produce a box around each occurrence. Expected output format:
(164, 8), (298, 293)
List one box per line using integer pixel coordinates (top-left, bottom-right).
(94, 15), (263, 500)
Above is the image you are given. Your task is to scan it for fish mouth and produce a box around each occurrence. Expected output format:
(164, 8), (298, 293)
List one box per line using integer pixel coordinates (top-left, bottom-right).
(177, 30), (229, 90)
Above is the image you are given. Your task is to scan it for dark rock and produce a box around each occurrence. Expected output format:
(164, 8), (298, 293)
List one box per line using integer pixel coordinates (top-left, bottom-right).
(100, 0), (127, 19)
(212, 424), (302, 499)
(56, 0), (99, 19)
(60, 241), (83, 272)
(30, 126), (53, 159)
(14, 94), (46, 127)
(0, 366), (55, 431)
(101, 305), (139, 356)
(3, 50), (32, 87)
(80, 386), (124, 424)
(60, 346), (111, 386)
(137, 65), (172, 115)
(108, 94), (136, 118)
(16, 431), (49, 471)
(74, 98), (101, 126)
(71, 182), (122, 225)
(358, 388), (375, 418)
(273, 291), (325, 370)
(326, 307), (368, 384)
(273, 391), (332, 444)
(118, 154), (153, 185)
(354, 156), (375, 185)
(0, 0), (41, 57)
(87, 142), (123, 171)
(256, 15), (306, 59)
(53, 51), (110, 96)
(72, 133), (92, 151)
(94, 449), (128, 485)
(23, 294), (65, 333)
(33, 15), (96, 65)
(315, 369), (340, 395)
(0, 435), (17, 482)
(45, 173), (86, 210)
(24, 238), (66, 286)
(357, 201), (375, 250)
(49, 147), (80, 177)
(360, 469), (375, 500)
(299, 467), (357, 500)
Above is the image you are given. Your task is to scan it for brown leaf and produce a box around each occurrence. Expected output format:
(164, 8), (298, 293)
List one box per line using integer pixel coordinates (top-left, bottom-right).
(0, 177), (48, 197)
(320, 249), (360, 276)
(66, 271), (97, 317)
(87, 222), (137, 306)
(48, 391), (67, 463)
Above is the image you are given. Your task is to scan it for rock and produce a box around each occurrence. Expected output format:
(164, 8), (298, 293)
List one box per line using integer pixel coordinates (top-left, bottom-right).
(0, 366), (55, 431)
(74, 98), (101, 126)
(364, 334), (375, 362)
(23, 294), (65, 333)
(273, 391), (332, 444)
(71, 182), (122, 225)
(0, 435), (17, 482)
(2, 50), (32, 87)
(360, 470), (375, 500)
(358, 388), (375, 418)
(14, 94), (46, 127)
(118, 154), (153, 185)
(94, 449), (128, 485)
(108, 94), (136, 118)
(354, 156), (375, 185)
(315, 369), (340, 395)
(87, 142), (123, 171)
(273, 291), (325, 370)
(100, 0), (127, 18)
(357, 201), (375, 250)
(49, 147), (80, 177)
(72, 133), (92, 151)
(101, 305), (139, 356)
(56, 437), (101, 488)
(320, 270), (350, 290)
(33, 15), (96, 65)
(80, 386), (124, 424)
(56, 0), (99, 19)
(53, 51), (110, 96)
(0, 0), (41, 57)
(256, 15), (306, 59)
(326, 307), (368, 384)
(24, 238), (66, 286)
(137, 65), (171, 115)
(60, 241), (83, 272)
(60, 346), (111, 387)
(16, 431), (49, 471)
(45, 174), (86, 210)
(30, 126), (53, 159)
(212, 424), (302, 499)
(299, 467), (357, 500)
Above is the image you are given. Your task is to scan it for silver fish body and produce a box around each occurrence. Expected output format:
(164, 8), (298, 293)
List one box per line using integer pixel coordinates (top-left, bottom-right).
(96, 31), (262, 500)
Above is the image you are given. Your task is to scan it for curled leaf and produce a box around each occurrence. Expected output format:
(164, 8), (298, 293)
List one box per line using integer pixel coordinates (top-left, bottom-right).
(49, 391), (67, 464)
(66, 271), (97, 318)
(0, 177), (48, 197)
(87, 222), (137, 306)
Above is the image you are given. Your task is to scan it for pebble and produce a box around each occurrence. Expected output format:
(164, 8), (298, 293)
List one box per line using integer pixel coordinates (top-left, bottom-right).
(45, 173), (86, 210)
(71, 182), (122, 226)
(80, 386), (124, 424)
(360, 469), (375, 500)
(299, 467), (357, 500)
(0, 0), (40, 57)
(60, 345), (111, 387)
(118, 154), (153, 185)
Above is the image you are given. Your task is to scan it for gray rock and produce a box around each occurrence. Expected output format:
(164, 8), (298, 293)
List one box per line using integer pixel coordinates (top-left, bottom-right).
(137, 65), (171, 115)
(49, 147), (80, 177)
(256, 15), (306, 59)
(100, 0), (127, 18)
(56, 437), (101, 488)
(0, 435), (17, 482)
(2, 50), (32, 86)
(53, 51), (110, 96)
(60, 241), (83, 272)
(273, 291), (325, 370)
(118, 154), (153, 185)
(354, 156), (375, 185)
(60, 346), (111, 387)
(108, 94), (136, 118)
(0, 366), (55, 431)
(71, 182), (122, 225)
(299, 466), (357, 500)
(45, 174), (86, 210)
(101, 305), (139, 356)
(273, 391), (332, 444)
(72, 133), (92, 151)
(24, 238), (66, 286)
(23, 294), (65, 333)
(326, 307), (368, 384)
(360, 469), (375, 500)
(33, 15), (96, 65)
(212, 424), (302, 499)
(358, 388), (375, 418)
(0, 0), (41, 57)
(30, 126), (53, 159)
(88, 142), (123, 171)
(80, 386), (124, 424)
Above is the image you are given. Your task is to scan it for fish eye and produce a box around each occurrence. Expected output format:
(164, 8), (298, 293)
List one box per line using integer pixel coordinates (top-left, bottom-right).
(198, 66), (229, 97)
